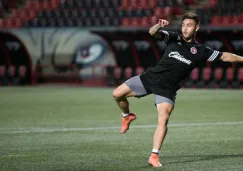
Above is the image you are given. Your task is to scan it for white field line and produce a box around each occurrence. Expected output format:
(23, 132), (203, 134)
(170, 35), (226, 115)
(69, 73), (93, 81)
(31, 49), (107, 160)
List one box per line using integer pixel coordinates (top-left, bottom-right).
(0, 121), (243, 134)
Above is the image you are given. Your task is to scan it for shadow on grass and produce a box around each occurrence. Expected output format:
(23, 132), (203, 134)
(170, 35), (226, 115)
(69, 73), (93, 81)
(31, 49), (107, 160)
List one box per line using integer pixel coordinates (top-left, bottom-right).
(163, 154), (243, 164)
(54, 154), (243, 171)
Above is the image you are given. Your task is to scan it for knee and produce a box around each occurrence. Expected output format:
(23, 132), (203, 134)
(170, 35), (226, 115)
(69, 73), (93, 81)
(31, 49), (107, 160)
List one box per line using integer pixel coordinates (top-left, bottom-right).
(158, 112), (170, 126)
(112, 89), (122, 100)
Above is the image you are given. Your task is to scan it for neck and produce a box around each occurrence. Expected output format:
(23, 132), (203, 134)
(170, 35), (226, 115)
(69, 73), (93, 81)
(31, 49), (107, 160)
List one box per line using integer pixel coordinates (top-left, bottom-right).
(183, 37), (195, 42)
(183, 33), (196, 42)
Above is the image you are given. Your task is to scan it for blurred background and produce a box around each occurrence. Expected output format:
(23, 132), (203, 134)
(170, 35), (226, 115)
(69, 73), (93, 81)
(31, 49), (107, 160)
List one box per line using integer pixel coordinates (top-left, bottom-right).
(0, 0), (243, 88)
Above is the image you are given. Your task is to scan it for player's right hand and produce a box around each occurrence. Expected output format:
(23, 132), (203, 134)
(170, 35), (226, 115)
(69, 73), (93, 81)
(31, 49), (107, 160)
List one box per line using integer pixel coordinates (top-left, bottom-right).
(158, 19), (169, 27)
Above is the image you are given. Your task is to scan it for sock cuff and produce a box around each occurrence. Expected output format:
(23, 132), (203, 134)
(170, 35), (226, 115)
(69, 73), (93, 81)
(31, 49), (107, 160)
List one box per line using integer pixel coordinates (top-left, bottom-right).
(122, 112), (129, 117)
(152, 149), (160, 154)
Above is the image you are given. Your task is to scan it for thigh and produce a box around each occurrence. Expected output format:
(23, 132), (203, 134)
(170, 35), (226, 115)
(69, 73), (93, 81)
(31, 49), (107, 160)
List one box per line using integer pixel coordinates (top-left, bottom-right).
(155, 95), (175, 118)
(113, 83), (136, 98)
(125, 75), (150, 98)
(156, 102), (174, 121)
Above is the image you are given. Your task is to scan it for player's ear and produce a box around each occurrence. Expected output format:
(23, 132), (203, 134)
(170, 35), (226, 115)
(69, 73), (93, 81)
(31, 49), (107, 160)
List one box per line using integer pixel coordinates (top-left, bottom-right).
(195, 25), (199, 32)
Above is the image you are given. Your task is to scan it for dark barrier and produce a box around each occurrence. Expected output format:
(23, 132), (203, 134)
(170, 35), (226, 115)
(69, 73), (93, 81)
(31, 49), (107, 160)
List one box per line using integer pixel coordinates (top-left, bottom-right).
(0, 31), (31, 86)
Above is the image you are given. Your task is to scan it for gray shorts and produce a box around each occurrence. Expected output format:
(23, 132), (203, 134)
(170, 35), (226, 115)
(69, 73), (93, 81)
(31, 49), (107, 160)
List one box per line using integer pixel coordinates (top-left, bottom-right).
(125, 75), (175, 105)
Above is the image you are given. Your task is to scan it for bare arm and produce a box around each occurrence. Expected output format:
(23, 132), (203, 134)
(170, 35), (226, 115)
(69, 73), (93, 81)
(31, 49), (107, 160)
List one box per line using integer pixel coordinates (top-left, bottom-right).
(149, 19), (169, 39)
(220, 52), (243, 63)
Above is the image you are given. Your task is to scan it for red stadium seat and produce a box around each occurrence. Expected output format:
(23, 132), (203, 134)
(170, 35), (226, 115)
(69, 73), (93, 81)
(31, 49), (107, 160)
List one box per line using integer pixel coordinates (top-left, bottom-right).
(149, 16), (158, 25)
(8, 65), (16, 77)
(114, 66), (122, 80)
(202, 67), (212, 82)
(140, 0), (149, 9)
(221, 16), (232, 26)
(226, 67), (234, 81)
(120, 0), (129, 9)
(15, 18), (23, 28)
(211, 16), (222, 25)
(232, 16), (240, 25)
(124, 67), (133, 79)
(173, 7), (184, 15)
(19, 65), (27, 77)
(0, 65), (6, 77)
(26, 0), (36, 9)
(6, 18), (14, 28)
(238, 68), (243, 82)
(41, 1), (52, 10)
(130, 0), (139, 9)
(121, 18), (131, 26)
(20, 8), (30, 19)
(0, 19), (5, 28)
(191, 68), (199, 81)
(131, 18), (141, 27)
(141, 17), (149, 27)
(29, 10), (37, 20)
(135, 66), (144, 75)
(154, 8), (165, 18)
(239, 15), (243, 24)
(50, 0), (60, 9)
(149, 0), (158, 8)
(209, 0), (218, 7)
(164, 7), (172, 18)
(214, 68), (223, 81)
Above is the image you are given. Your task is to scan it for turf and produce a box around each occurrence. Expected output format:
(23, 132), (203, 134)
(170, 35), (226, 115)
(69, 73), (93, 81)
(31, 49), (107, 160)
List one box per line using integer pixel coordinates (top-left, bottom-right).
(0, 87), (243, 171)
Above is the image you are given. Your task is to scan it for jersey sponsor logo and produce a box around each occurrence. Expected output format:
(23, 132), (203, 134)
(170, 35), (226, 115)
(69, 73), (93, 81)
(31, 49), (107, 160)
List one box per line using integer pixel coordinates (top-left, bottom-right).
(190, 47), (197, 54)
(169, 52), (192, 65)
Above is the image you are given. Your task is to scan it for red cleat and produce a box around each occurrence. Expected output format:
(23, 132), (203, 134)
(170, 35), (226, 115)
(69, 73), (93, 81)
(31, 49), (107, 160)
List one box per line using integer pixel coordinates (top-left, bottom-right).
(120, 113), (136, 134)
(148, 153), (162, 168)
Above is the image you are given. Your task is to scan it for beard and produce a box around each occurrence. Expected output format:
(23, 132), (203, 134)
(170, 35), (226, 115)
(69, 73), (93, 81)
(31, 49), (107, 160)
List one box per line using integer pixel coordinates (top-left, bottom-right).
(183, 31), (196, 41)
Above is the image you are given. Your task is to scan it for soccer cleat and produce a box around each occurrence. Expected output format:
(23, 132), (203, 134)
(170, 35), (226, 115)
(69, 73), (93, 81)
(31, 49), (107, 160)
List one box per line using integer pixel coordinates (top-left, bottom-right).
(148, 153), (162, 168)
(120, 113), (136, 134)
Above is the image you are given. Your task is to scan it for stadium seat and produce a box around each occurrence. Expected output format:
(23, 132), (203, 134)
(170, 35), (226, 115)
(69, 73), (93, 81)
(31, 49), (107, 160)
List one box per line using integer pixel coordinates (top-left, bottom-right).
(197, 67), (212, 88)
(0, 65), (7, 86)
(226, 67), (235, 82)
(114, 66), (122, 80)
(135, 66), (144, 75)
(141, 17), (150, 27)
(7, 65), (16, 85)
(140, 0), (150, 9)
(211, 16), (222, 25)
(191, 68), (199, 82)
(18, 65), (28, 85)
(238, 67), (243, 82)
(214, 68), (223, 81)
(213, 67), (226, 88)
(154, 7), (165, 18)
(172, 7), (184, 15)
(202, 67), (212, 82)
(185, 68), (199, 88)
(124, 67), (133, 80)
(221, 16), (233, 26)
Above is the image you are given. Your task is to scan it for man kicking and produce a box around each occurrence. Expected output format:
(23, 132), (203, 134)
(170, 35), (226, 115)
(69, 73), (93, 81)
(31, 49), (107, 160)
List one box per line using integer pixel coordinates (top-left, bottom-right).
(112, 12), (243, 167)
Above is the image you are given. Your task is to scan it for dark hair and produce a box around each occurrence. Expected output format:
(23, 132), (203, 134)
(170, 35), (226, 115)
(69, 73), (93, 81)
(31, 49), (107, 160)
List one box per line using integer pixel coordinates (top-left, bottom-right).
(182, 12), (200, 25)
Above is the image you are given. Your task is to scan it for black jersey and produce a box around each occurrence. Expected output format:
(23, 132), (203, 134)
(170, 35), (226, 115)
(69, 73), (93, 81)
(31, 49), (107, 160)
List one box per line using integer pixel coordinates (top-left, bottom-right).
(140, 30), (222, 100)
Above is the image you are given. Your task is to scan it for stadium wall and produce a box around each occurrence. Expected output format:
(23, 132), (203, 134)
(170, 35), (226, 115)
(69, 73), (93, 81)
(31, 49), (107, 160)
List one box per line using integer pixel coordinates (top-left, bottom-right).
(0, 28), (243, 88)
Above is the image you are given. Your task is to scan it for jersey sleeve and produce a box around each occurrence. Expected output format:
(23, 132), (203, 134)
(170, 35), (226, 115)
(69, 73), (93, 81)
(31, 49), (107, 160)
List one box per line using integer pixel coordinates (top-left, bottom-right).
(159, 30), (179, 43)
(203, 46), (223, 62)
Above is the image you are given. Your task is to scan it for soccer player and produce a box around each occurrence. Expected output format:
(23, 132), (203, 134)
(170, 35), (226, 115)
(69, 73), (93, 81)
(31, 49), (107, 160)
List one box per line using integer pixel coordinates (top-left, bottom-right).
(112, 12), (243, 167)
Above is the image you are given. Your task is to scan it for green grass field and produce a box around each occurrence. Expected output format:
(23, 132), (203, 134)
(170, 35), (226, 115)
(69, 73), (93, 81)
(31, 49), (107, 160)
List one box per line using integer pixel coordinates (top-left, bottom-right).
(0, 87), (243, 171)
